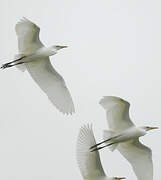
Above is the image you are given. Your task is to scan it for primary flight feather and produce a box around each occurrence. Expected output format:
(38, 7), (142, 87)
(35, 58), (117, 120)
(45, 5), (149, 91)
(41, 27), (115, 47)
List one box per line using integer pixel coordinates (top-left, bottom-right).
(77, 124), (125, 180)
(90, 96), (158, 180)
(1, 18), (75, 115)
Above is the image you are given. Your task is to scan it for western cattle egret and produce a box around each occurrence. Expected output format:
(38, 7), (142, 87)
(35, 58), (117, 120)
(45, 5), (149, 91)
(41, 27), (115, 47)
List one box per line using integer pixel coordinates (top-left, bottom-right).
(1, 18), (75, 114)
(77, 124), (126, 180)
(90, 96), (158, 180)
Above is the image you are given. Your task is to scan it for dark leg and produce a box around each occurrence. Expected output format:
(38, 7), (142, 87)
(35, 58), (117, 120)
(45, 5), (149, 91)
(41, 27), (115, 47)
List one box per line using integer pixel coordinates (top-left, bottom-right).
(90, 134), (122, 150)
(1, 62), (25, 69)
(1, 56), (26, 69)
(90, 137), (114, 150)
(90, 142), (115, 152)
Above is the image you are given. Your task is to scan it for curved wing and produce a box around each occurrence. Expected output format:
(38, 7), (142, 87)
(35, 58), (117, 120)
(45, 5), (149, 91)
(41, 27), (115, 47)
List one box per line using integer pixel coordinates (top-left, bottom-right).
(15, 17), (44, 53)
(118, 140), (153, 180)
(76, 124), (105, 179)
(26, 58), (75, 114)
(99, 96), (134, 132)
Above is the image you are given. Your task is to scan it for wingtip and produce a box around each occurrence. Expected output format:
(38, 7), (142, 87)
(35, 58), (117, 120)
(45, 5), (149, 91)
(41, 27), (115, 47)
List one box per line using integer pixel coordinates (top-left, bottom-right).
(21, 17), (31, 22)
(99, 96), (110, 109)
(55, 105), (75, 116)
(99, 96), (129, 109)
(77, 124), (96, 154)
(62, 107), (75, 116)
(99, 96), (121, 104)
(16, 17), (35, 27)
(99, 96), (106, 105)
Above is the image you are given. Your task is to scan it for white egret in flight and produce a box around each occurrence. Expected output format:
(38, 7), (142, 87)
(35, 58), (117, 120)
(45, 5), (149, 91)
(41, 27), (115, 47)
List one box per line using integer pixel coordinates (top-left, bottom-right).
(90, 96), (158, 180)
(77, 124), (126, 180)
(1, 18), (75, 114)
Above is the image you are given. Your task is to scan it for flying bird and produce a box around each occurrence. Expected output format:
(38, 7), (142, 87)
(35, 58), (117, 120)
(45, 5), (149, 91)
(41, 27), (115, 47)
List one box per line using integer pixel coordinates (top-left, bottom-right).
(77, 124), (126, 180)
(90, 96), (158, 180)
(1, 18), (75, 114)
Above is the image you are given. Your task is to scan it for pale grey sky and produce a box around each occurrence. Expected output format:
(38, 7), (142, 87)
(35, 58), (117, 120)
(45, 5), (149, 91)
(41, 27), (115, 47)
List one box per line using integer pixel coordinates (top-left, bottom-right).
(0, 0), (160, 180)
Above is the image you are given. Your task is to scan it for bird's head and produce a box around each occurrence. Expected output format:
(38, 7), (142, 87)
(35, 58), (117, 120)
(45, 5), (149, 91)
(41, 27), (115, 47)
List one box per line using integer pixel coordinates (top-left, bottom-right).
(113, 177), (126, 180)
(51, 45), (68, 51)
(141, 126), (159, 131)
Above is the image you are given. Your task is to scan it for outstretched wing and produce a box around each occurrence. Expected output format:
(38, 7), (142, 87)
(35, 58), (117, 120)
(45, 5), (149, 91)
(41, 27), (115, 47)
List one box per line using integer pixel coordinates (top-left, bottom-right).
(118, 140), (153, 180)
(76, 124), (105, 179)
(15, 17), (44, 53)
(99, 96), (134, 132)
(26, 58), (75, 115)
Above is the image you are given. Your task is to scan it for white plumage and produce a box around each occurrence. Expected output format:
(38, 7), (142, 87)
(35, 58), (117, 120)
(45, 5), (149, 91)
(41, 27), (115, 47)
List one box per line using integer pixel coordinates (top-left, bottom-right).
(77, 124), (125, 180)
(99, 96), (134, 131)
(15, 17), (43, 54)
(2, 18), (75, 114)
(25, 59), (75, 114)
(90, 96), (158, 180)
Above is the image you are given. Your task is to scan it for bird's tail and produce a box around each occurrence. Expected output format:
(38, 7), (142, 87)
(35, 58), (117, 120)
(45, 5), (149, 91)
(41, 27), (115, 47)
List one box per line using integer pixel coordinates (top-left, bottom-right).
(103, 130), (118, 151)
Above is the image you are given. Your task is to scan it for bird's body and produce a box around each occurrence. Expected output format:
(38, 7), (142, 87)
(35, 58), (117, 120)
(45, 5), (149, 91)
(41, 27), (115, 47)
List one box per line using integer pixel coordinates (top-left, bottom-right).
(90, 96), (158, 180)
(77, 124), (125, 180)
(13, 46), (57, 65)
(1, 18), (75, 114)
(103, 126), (147, 145)
(25, 46), (57, 59)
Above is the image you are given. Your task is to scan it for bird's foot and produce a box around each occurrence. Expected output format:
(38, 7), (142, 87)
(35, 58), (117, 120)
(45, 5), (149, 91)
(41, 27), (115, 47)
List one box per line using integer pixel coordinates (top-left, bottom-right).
(1, 61), (25, 69)
(0, 63), (13, 69)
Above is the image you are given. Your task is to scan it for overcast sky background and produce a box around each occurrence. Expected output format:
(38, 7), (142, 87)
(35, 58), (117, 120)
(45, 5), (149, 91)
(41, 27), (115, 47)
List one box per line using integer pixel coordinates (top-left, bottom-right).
(0, 0), (161, 179)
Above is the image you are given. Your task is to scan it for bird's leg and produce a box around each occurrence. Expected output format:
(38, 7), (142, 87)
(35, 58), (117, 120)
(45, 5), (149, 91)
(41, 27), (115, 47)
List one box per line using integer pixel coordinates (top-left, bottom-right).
(90, 142), (115, 152)
(1, 56), (26, 69)
(12, 56), (26, 63)
(0, 63), (13, 69)
(1, 61), (25, 69)
(14, 62), (25, 66)
(90, 138), (114, 150)
(90, 134), (122, 150)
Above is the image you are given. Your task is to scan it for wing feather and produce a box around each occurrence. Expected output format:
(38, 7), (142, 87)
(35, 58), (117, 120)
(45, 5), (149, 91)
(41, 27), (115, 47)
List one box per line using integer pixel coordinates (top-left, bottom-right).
(99, 96), (134, 132)
(25, 58), (75, 114)
(118, 140), (153, 180)
(76, 124), (105, 179)
(15, 17), (44, 53)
